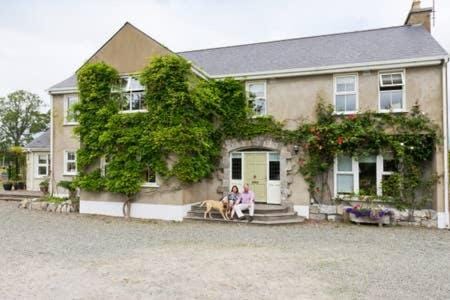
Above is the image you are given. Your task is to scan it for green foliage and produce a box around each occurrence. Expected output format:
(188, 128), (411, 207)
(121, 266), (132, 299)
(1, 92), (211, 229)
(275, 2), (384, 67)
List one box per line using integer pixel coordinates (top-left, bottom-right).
(57, 180), (77, 192)
(298, 100), (438, 210)
(0, 90), (50, 147)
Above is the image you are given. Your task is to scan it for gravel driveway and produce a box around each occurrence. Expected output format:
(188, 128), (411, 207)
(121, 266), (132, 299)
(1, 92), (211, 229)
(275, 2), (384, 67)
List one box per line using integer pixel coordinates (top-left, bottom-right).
(1, 201), (449, 300)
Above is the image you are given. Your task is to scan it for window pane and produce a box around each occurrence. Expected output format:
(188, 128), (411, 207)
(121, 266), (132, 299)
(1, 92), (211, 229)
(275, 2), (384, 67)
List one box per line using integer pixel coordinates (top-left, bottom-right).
(38, 166), (47, 176)
(337, 174), (353, 193)
(359, 159), (377, 196)
(67, 162), (76, 173)
(381, 74), (393, 86)
(336, 77), (355, 92)
(248, 83), (265, 98)
(383, 159), (398, 172)
(269, 153), (280, 161)
(129, 77), (144, 91)
(231, 157), (242, 180)
(335, 95), (346, 112)
(67, 152), (75, 161)
(147, 169), (156, 183)
(337, 155), (352, 172)
(269, 161), (280, 181)
(38, 155), (47, 164)
(253, 98), (266, 115)
(391, 90), (403, 109)
(131, 92), (144, 110)
(380, 91), (391, 110)
(392, 73), (403, 85)
(346, 94), (356, 111)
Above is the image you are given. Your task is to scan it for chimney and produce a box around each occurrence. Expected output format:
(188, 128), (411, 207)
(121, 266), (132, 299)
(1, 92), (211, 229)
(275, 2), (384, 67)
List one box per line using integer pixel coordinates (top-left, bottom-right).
(405, 0), (433, 32)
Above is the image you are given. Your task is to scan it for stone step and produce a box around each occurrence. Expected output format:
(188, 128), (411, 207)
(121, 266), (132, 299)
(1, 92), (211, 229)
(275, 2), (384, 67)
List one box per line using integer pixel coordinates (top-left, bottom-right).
(187, 210), (298, 221)
(184, 215), (305, 226)
(191, 203), (289, 214)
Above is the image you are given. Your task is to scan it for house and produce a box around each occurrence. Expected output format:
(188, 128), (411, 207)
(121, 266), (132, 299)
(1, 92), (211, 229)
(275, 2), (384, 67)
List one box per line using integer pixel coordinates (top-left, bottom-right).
(47, 1), (449, 228)
(24, 130), (50, 191)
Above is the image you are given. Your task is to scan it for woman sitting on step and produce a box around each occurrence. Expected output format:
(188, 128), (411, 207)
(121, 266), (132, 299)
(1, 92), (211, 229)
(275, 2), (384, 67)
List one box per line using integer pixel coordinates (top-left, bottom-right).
(222, 185), (240, 218)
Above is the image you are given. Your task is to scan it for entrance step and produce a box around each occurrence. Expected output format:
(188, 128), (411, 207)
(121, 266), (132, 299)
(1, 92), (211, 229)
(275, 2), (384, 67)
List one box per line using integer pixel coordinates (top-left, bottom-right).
(185, 203), (305, 225)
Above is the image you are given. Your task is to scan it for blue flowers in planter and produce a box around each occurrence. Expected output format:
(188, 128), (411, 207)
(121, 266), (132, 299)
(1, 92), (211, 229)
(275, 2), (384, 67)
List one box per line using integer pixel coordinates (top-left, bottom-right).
(346, 204), (392, 221)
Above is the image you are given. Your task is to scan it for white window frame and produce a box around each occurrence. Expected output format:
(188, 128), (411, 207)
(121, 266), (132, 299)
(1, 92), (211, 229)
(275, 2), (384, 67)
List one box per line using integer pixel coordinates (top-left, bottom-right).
(100, 156), (109, 177)
(119, 75), (147, 113)
(63, 150), (77, 176)
(378, 70), (406, 113)
(142, 167), (159, 188)
(334, 155), (393, 198)
(246, 80), (267, 117)
(333, 74), (358, 114)
(64, 95), (79, 125)
(35, 154), (49, 178)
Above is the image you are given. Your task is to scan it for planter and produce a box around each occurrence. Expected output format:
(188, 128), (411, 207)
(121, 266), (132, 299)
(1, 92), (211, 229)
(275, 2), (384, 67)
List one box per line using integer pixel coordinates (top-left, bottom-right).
(40, 186), (49, 194)
(3, 182), (13, 191)
(14, 182), (25, 190)
(348, 213), (391, 227)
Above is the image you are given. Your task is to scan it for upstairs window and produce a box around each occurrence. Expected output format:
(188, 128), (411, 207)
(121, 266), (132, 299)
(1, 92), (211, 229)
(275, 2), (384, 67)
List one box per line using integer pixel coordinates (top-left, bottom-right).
(119, 76), (145, 112)
(334, 75), (357, 113)
(64, 95), (79, 124)
(379, 72), (405, 112)
(246, 81), (267, 116)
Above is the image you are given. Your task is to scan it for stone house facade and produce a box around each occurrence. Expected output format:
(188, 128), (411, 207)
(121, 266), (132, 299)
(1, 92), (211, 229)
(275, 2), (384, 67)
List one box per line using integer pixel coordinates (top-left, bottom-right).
(46, 1), (450, 228)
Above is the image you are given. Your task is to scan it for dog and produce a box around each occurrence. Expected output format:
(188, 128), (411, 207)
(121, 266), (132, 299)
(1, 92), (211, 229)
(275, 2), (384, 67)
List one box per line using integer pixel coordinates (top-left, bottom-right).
(200, 200), (229, 220)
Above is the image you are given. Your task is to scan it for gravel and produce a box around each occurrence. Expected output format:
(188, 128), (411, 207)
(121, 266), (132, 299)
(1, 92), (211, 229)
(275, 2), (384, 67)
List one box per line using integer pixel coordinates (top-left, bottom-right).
(1, 200), (449, 300)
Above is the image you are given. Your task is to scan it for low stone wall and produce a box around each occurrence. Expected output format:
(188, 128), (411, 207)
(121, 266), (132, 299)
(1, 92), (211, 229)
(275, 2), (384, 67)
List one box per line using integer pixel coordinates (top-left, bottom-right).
(309, 204), (437, 228)
(18, 198), (78, 213)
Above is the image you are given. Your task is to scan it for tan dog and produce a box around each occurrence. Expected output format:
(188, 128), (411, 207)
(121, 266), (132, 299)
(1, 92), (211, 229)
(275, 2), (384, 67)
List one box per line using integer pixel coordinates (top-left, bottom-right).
(200, 200), (229, 220)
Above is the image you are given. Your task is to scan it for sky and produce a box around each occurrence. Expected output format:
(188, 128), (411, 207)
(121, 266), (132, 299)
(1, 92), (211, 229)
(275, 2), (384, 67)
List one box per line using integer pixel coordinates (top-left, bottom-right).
(0, 0), (449, 110)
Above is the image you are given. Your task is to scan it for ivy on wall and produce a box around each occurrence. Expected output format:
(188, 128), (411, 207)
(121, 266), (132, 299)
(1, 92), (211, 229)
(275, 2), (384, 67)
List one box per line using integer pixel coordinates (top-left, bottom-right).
(73, 55), (440, 217)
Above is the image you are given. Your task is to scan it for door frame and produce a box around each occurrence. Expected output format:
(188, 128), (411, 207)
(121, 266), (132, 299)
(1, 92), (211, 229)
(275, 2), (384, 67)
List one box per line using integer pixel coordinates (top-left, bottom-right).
(229, 150), (281, 204)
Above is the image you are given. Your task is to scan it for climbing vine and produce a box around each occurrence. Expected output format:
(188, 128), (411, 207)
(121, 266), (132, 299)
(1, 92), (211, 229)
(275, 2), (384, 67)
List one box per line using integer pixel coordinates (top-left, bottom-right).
(74, 54), (440, 217)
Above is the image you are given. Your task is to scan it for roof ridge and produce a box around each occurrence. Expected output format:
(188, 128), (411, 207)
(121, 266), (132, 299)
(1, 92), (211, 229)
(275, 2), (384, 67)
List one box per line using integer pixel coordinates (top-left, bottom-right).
(177, 25), (413, 54)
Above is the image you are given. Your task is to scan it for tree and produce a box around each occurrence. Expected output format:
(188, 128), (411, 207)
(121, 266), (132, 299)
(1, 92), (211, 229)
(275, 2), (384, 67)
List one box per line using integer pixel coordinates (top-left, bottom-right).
(0, 90), (50, 147)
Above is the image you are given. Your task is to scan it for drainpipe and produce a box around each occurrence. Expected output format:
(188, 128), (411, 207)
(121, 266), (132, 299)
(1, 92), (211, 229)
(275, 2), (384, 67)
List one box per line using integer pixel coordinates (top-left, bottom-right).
(442, 58), (449, 229)
(49, 94), (54, 196)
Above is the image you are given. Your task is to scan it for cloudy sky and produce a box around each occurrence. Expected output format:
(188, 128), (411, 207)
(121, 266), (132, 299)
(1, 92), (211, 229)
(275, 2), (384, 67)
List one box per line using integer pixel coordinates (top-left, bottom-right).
(0, 0), (449, 109)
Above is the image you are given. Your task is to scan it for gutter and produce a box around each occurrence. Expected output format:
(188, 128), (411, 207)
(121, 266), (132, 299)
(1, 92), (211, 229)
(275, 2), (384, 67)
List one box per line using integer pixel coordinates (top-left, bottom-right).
(443, 58), (450, 229)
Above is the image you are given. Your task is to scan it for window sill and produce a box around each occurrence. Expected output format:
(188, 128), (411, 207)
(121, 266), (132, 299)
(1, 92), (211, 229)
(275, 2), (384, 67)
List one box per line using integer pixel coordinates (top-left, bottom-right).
(333, 111), (358, 115)
(141, 183), (159, 188)
(119, 109), (148, 114)
(35, 175), (48, 179)
(377, 109), (407, 114)
(63, 173), (77, 177)
(63, 122), (79, 126)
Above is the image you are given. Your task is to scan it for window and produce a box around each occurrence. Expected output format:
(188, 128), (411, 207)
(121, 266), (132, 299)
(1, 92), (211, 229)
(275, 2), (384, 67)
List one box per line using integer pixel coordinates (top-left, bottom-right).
(64, 96), (79, 124)
(119, 76), (145, 112)
(379, 72), (405, 112)
(142, 167), (158, 187)
(269, 153), (280, 181)
(335, 155), (397, 197)
(336, 155), (355, 194)
(334, 75), (357, 113)
(36, 154), (49, 177)
(64, 151), (77, 175)
(231, 153), (242, 180)
(246, 81), (267, 116)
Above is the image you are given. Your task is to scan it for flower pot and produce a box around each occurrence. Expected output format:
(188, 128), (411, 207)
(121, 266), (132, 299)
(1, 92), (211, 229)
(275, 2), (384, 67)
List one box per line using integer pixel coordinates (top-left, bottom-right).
(14, 182), (25, 190)
(348, 213), (391, 227)
(3, 182), (13, 191)
(40, 186), (49, 194)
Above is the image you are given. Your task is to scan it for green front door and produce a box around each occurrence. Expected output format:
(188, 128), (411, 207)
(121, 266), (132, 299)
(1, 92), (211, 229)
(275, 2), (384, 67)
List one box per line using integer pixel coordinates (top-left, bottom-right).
(244, 153), (267, 203)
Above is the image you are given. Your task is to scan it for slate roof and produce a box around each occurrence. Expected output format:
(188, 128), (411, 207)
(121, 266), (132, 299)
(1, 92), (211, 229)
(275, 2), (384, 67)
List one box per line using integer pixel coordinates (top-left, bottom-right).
(179, 25), (447, 77)
(48, 25), (447, 91)
(25, 130), (50, 150)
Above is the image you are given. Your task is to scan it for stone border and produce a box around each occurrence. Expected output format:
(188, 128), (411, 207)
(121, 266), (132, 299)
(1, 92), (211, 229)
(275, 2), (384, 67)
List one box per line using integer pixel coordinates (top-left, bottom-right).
(219, 137), (296, 206)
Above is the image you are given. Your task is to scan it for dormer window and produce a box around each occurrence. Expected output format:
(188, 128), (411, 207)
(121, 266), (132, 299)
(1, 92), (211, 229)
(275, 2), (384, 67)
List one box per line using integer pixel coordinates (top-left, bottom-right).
(379, 72), (405, 112)
(119, 76), (145, 112)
